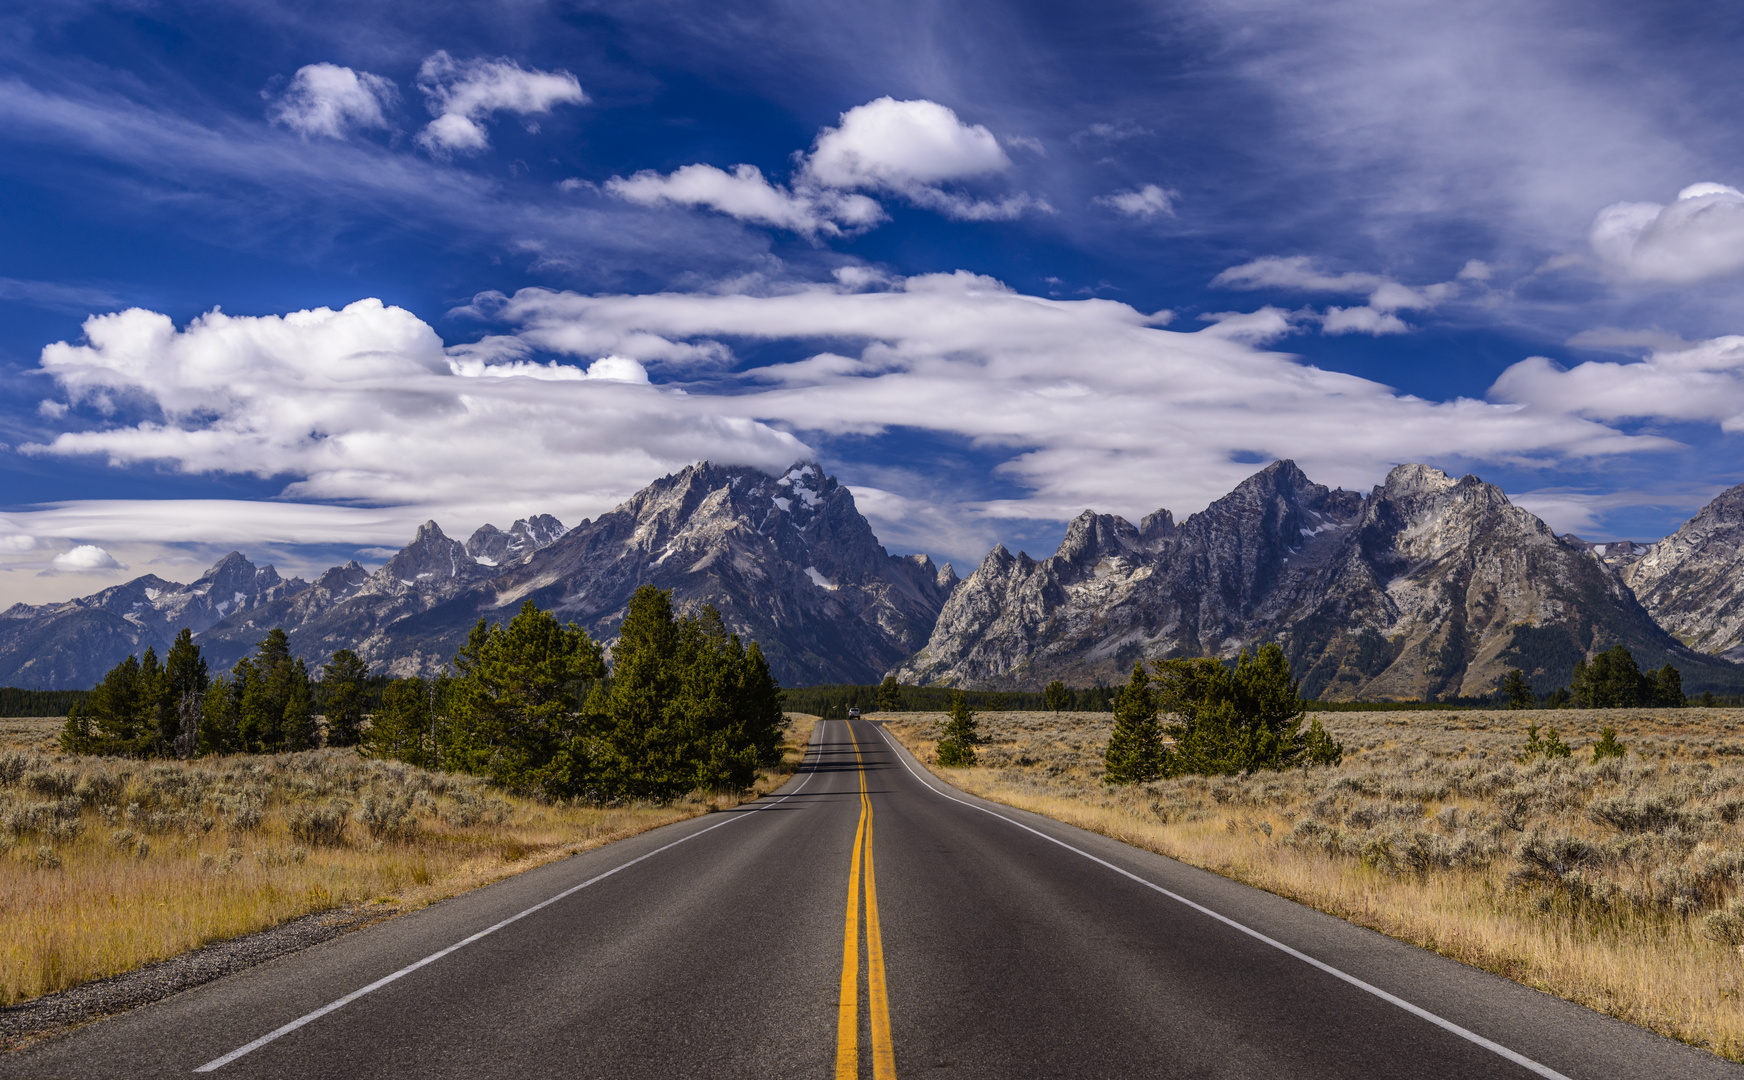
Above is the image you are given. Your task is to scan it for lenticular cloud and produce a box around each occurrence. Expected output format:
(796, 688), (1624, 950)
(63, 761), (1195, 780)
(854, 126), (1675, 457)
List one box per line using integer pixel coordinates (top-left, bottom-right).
(23, 278), (1674, 553)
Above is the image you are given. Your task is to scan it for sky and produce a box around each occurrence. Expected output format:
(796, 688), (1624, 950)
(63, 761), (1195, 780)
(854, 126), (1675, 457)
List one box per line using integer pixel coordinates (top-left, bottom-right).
(4, 0), (1744, 604)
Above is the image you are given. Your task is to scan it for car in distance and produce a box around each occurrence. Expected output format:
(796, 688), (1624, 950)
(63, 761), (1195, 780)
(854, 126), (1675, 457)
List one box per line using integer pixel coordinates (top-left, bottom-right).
(848, 706), (861, 719)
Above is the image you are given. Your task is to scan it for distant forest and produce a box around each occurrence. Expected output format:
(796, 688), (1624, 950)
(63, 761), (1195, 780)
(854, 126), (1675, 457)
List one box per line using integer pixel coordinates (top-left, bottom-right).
(0, 687), (92, 716)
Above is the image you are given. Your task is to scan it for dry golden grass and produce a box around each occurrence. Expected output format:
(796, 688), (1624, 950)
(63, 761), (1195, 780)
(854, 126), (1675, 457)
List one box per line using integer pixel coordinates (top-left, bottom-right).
(0, 712), (818, 1008)
(883, 706), (1744, 1061)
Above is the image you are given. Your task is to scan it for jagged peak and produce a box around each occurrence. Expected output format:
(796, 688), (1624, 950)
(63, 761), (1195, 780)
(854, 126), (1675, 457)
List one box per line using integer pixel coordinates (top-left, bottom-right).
(412, 519), (450, 543)
(1380, 462), (1458, 497)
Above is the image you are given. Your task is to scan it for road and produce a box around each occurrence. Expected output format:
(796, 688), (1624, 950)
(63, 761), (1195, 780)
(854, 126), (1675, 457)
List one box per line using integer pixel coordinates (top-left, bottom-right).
(2, 717), (1737, 1079)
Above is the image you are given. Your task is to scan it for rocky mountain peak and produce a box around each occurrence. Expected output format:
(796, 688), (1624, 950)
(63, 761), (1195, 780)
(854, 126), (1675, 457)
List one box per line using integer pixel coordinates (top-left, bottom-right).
(1622, 479), (1744, 659)
(376, 521), (480, 588)
(313, 560), (369, 598)
(191, 551), (280, 598)
(467, 514), (568, 567)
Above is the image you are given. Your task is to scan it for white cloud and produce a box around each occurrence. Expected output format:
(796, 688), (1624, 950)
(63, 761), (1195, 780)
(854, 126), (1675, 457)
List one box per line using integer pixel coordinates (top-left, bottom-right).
(1588, 183), (1744, 285)
(1321, 306), (1410, 336)
(1196, 307), (1300, 345)
(266, 63), (396, 139)
(459, 275), (1664, 530)
(413, 51), (586, 155)
(1096, 184), (1176, 219)
(51, 545), (124, 572)
(21, 277), (1709, 568)
(605, 163), (882, 236)
(605, 97), (1040, 232)
(804, 97), (1009, 190)
(23, 298), (807, 529)
(0, 535), (38, 553)
(1211, 255), (1466, 336)
(1489, 335), (1744, 430)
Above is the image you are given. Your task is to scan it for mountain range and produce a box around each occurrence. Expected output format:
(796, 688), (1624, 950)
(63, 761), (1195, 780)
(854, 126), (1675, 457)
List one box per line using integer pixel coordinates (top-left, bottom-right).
(4, 459), (1744, 697)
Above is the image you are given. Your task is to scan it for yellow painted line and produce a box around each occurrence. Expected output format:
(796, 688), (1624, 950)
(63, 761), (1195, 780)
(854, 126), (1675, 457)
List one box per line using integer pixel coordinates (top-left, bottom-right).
(836, 721), (898, 1080)
(836, 742), (867, 1079)
(864, 782), (896, 1080)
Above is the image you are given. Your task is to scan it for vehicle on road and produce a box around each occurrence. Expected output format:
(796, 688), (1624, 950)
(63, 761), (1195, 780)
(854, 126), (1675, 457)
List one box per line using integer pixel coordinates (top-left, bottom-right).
(847, 706), (861, 719)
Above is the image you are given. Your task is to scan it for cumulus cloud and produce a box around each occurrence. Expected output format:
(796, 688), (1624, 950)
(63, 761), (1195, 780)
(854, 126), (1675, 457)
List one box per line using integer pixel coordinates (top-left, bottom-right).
(266, 63), (397, 139)
(1588, 183), (1744, 285)
(23, 299), (807, 532)
(414, 51), (586, 155)
(1095, 184), (1176, 219)
(22, 278), (1702, 564)
(1489, 334), (1744, 430)
(605, 163), (882, 237)
(1321, 306), (1410, 336)
(51, 545), (124, 572)
(605, 97), (1040, 233)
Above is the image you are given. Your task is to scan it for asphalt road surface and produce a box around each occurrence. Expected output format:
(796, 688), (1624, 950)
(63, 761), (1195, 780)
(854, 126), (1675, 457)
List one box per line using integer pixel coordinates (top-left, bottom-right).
(3, 718), (1738, 1079)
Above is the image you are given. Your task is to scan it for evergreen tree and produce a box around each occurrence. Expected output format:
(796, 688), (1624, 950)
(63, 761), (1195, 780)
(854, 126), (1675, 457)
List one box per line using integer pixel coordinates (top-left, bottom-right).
(198, 674), (239, 755)
(161, 629), (208, 758)
(1155, 643), (1330, 776)
(1044, 680), (1070, 713)
(61, 652), (153, 756)
(1651, 663), (1685, 708)
(936, 691), (981, 767)
(1572, 645), (1655, 708)
(363, 679), (435, 768)
(1591, 727), (1627, 762)
(1500, 668), (1533, 710)
(320, 649), (370, 747)
(876, 675), (902, 711)
(1104, 663), (1163, 784)
(594, 586), (694, 800)
(444, 601), (606, 796)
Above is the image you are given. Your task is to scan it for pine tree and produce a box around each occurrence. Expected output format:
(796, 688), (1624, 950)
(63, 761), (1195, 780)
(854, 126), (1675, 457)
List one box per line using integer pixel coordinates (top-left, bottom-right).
(321, 649), (370, 747)
(443, 601), (606, 796)
(1500, 668), (1533, 710)
(595, 586), (693, 800)
(1103, 662), (1163, 784)
(1652, 664), (1685, 708)
(1044, 680), (1070, 713)
(1155, 643), (1326, 776)
(936, 691), (981, 767)
(198, 674), (238, 755)
(363, 679), (435, 768)
(876, 675), (902, 711)
(162, 629), (208, 758)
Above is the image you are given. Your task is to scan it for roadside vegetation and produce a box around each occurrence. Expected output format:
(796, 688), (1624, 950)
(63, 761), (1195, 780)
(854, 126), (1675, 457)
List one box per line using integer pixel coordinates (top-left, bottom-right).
(887, 704), (1744, 1061)
(0, 715), (816, 1008)
(4, 585), (808, 1009)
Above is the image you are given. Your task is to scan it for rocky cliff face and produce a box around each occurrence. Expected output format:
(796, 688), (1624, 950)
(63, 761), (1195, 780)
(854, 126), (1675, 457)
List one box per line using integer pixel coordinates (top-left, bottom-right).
(1619, 482), (1744, 661)
(0, 553), (308, 689)
(898, 461), (1735, 698)
(357, 462), (958, 684)
(4, 462), (955, 689)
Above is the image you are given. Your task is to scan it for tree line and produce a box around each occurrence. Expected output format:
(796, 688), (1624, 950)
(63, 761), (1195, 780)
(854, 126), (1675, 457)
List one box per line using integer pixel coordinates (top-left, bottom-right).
(60, 587), (785, 801)
(1498, 645), (1686, 709)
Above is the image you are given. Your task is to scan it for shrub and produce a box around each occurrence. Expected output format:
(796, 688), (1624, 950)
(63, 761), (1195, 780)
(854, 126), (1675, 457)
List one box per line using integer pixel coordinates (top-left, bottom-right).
(286, 800), (350, 846)
(1592, 727), (1627, 762)
(1516, 724), (1571, 763)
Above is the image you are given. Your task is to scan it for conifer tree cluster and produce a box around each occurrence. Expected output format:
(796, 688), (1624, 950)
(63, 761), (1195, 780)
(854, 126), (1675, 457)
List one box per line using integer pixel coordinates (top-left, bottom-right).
(59, 588), (786, 803)
(1104, 642), (1342, 781)
(61, 629), (209, 758)
(1569, 646), (1684, 708)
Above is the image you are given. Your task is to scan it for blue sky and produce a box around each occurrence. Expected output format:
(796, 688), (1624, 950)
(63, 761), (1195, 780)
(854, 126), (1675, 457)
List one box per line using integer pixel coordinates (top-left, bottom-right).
(4, 0), (1744, 602)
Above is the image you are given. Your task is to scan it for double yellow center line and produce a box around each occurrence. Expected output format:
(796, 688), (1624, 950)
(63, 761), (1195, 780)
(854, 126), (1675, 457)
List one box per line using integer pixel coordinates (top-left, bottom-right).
(836, 722), (896, 1080)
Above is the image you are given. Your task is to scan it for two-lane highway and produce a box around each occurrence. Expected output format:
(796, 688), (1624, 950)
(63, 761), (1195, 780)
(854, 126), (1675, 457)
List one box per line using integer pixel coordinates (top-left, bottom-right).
(2, 718), (1738, 1079)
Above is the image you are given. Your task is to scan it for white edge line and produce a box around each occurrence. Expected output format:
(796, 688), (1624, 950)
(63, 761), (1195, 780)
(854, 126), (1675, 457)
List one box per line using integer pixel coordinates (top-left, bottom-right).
(871, 725), (1575, 1080)
(194, 732), (825, 1073)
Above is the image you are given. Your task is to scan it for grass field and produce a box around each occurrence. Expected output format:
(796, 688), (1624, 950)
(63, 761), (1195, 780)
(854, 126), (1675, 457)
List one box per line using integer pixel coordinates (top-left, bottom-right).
(883, 707), (1744, 1062)
(0, 713), (816, 1008)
